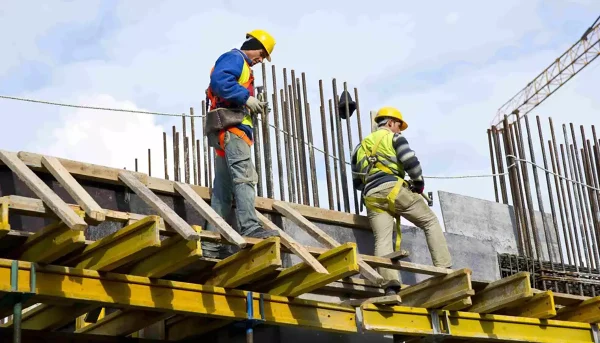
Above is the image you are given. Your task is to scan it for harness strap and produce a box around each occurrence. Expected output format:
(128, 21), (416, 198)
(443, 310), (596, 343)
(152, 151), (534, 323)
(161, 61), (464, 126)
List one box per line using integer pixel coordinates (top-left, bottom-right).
(215, 127), (253, 157)
(363, 179), (406, 252)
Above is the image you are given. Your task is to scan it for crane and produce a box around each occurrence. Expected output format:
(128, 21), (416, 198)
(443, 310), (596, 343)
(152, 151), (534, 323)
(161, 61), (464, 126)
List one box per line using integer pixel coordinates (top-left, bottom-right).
(491, 15), (600, 128)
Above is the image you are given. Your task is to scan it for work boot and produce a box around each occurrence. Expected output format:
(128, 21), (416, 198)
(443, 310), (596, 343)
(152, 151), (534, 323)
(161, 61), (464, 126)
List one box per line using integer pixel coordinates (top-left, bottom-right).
(245, 228), (280, 239)
(382, 279), (401, 295)
(200, 242), (231, 260)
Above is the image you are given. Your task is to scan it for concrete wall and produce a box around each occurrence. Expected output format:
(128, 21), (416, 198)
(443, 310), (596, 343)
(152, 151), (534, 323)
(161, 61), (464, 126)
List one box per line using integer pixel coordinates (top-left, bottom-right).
(439, 191), (560, 262)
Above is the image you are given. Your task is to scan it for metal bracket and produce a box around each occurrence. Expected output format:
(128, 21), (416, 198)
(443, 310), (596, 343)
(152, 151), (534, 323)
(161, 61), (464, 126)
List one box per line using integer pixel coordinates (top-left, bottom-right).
(0, 260), (36, 310)
(592, 323), (599, 343)
(421, 310), (451, 343)
(354, 307), (364, 334)
(233, 291), (266, 330)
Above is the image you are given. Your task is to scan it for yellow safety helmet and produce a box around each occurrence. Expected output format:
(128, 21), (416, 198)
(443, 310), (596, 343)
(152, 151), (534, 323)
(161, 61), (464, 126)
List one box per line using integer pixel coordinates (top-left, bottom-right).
(246, 29), (276, 62)
(374, 107), (408, 131)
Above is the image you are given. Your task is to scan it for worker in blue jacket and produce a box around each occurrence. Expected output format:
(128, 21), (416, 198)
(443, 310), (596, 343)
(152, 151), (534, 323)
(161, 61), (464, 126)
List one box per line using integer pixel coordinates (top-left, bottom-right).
(202, 30), (279, 259)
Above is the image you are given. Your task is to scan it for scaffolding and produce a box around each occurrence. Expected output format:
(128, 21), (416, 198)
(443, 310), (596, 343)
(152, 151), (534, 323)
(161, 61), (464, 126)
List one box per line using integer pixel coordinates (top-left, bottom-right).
(0, 149), (599, 343)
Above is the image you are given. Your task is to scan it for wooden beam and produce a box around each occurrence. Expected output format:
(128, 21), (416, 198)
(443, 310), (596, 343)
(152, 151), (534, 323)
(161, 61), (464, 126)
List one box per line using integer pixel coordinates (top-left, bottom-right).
(397, 268), (474, 309)
(14, 151), (369, 229)
(204, 237), (282, 288)
(16, 220), (86, 264)
(256, 210), (328, 274)
(443, 297), (472, 311)
(2, 303), (96, 330)
(41, 156), (106, 222)
(555, 296), (600, 323)
(173, 182), (245, 247)
(341, 295), (402, 307)
(502, 290), (556, 319)
(272, 200), (384, 285)
(468, 272), (533, 313)
(63, 215), (161, 271)
(118, 171), (200, 240)
(76, 309), (170, 336)
(0, 150), (87, 230)
(259, 242), (360, 297)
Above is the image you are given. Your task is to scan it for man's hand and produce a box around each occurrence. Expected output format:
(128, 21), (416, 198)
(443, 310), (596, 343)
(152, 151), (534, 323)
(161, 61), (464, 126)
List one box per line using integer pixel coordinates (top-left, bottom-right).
(409, 179), (425, 194)
(246, 96), (268, 114)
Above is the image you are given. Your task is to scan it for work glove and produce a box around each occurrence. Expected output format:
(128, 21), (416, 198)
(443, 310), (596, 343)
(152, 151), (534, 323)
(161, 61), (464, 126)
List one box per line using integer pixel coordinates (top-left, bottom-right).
(410, 179), (425, 194)
(246, 96), (268, 114)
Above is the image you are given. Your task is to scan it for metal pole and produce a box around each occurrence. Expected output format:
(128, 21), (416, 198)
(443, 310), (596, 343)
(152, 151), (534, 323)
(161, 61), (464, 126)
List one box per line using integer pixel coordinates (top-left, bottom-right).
(183, 115), (190, 184)
(285, 77), (301, 204)
(261, 63), (273, 199)
(202, 101), (209, 187)
(191, 107), (198, 185)
(585, 139), (600, 263)
(492, 127), (509, 204)
(332, 78), (350, 212)
(281, 89), (295, 202)
(580, 127), (600, 272)
(196, 139), (201, 187)
(329, 99), (342, 212)
(343, 82), (360, 213)
(511, 122), (535, 260)
(302, 73), (319, 207)
(354, 87), (364, 142)
(163, 132), (169, 180)
(272, 65), (284, 201)
(148, 148), (152, 177)
(172, 126), (178, 181)
(488, 128), (500, 203)
(252, 99), (263, 197)
(135, 158), (138, 172)
(292, 72), (310, 205)
(319, 80), (334, 210)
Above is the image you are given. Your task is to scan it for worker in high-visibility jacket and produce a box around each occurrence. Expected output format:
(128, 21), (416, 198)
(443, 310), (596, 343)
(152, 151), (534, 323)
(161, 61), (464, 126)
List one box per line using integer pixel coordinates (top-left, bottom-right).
(351, 107), (452, 294)
(202, 29), (279, 259)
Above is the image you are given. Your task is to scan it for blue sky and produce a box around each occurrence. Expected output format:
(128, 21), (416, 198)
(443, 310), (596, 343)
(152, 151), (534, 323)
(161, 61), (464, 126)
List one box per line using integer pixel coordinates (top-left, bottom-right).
(1, 1), (599, 224)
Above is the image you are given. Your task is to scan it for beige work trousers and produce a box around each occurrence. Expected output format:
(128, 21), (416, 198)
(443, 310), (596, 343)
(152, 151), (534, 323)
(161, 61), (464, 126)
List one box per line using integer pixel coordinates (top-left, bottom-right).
(366, 183), (453, 282)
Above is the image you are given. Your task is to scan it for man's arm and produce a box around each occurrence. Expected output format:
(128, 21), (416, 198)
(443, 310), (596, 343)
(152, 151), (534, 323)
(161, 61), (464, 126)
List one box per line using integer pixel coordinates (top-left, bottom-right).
(350, 144), (364, 191)
(209, 51), (250, 106)
(392, 133), (424, 192)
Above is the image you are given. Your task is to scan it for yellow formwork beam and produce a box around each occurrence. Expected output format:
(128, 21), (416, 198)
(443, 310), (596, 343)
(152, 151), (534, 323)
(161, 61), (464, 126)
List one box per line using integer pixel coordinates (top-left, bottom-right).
(397, 268), (474, 309)
(261, 242), (360, 297)
(360, 305), (597, 343)
(77, 309), (169, 336)
(205, 237), (282, 288)
(0, 259), (357, 333)
(0, 200), (9, 236)
(17, 219), (86, 264)
(63, 215), (161, 271)
(468, 271), (533, 313)
(556, 296), (600, 323)
(502, 290), (557, 319)
(76, 308), (106, 330)
(1, 303), (96, 330)
(128, 225), (203, 278)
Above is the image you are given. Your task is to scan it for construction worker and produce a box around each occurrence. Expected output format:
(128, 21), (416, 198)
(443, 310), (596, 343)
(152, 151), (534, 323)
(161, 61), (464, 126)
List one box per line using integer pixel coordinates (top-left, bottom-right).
(202, 30), (280, 259)
(351, 107), (452, 294)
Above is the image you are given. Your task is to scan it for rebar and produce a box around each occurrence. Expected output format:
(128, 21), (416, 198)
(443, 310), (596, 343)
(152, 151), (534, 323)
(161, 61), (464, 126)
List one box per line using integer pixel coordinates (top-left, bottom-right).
(182, 115), (190, 184)
(292, 72), (309, 205)
(319, 80), (334, 210)
(354, 87), (364, 142)
(281, 89), (295, 202)
(343, 82), (359, 214)
(202, 101), (209, 188)
(332, 79), (350, 212)
(252, 97), (263, 197)
(329, 99), (342, 212)
(163, 132), (169, 180)
(191, 107), (197, 185)
(487, 128), (500, 203)
(272, 66), (284, 201)
(261, 63), (273, 198)
(492, 127), (509, 204)
(172, 126), (178, 181)
(148, 148), (152, 177)
(302, 73), (319, 207)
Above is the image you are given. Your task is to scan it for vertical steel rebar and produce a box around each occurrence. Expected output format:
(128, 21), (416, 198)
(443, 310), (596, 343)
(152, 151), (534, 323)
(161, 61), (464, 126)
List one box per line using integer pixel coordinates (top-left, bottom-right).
(548, 139), (573, 265)
(163, 132), (169, 180)
(488, 128), (500, 203)
(302, 73), (319, 207)
(148, 148), (152, 177)
(281, 90), (295, 202)
(293, 73), (310, 205)
(343, 82), (359, 213)
(191, 108), (198, 185)
(332, 78), (350, 212)
(330, 99), (342, 212)
(172, 126), (178, 181)
(353, 87), (364, 142)
(511, 122), (535, 260)
(535, 116), (566, 268)
(135, 158), (138, 172)
(569, 142), (594, 272)
(252, 99), (263, 197)
(202, 101), (209, 187)
(261, 63), (273, 199)
(196, 140), (201, 188)
(183, 116), (190, 184)
(319, 80), (334, 210)
(585, 139), (600, 263)
(286, 78), (301, 204)
(176, 131), (181, 182)
(580, 127), (600, 272)
(493, 127), (509, 204)
(272, 66), (284, 201)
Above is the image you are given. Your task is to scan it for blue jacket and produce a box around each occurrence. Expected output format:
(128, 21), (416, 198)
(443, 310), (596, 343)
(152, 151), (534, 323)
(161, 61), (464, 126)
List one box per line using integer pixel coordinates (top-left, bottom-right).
(209, 49), (254, 139)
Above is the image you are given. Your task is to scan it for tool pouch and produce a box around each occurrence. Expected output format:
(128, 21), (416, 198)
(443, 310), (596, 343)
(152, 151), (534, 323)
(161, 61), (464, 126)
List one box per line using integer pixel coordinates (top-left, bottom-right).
(204, 108), (246, 136)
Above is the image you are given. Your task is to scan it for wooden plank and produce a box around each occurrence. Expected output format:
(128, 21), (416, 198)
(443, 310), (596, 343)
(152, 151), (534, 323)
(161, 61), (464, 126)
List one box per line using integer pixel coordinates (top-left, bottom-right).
(41, 156), (106, 222)
(14, 150), (369, 229)
(259, 242), (361, 297)
(443, 297), (472, 311)
(397, 268), (474, 309)
(16, 220), (86, 264)
(468, 272), (533, 314)
(341, 295), (402, 307)
(118, 171), (199, 240)
(256, 210), (328, 274)
(0, 150), (87, 230)
(555, 296), (600, 323)
(173, 182), (245, 247)
(382, 250), (410, 260)
(502, 290), (556, 319)
(127, 226), (203, 278)
(272, 200), (384, 285)
(204, 237), (282, 288)
(63, 215), (161, 271)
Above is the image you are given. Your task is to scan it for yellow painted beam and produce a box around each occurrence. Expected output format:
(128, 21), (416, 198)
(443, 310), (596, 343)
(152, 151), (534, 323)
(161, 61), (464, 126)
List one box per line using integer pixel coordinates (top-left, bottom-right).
(128, 225), (203, 278)
(397, 268), (474, 309)
(1, 303), (96, 330)
(63, 215), (161, 271)
(260, 242), (360, 297)
(76, 308), (106, 330)
(0, 200), (9, 236)
(0, 259), (357, 333)
(556, 296), (600, 323)
(502, 290), (557, 319)
(360, 306), (596, 343)
(16, 219), (86, 264)
(468, 271), (533, 313)
(204, 237), (282, 288)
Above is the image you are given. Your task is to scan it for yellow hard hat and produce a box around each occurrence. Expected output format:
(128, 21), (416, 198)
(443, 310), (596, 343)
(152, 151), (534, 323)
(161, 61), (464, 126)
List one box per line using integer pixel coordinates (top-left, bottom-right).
(246, 29), (276, 62)
(374, 107), (408, 131)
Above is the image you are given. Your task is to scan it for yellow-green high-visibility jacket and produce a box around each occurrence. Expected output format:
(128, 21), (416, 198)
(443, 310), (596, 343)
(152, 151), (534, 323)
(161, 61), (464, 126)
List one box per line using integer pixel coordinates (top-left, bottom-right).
(351, 127), (423, 195)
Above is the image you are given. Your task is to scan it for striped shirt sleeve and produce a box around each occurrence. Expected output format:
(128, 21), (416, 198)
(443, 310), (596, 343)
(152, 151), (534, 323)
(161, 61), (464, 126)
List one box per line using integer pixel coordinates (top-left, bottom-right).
(392, 133), (423, 182)
(350, 144), (363, 190)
